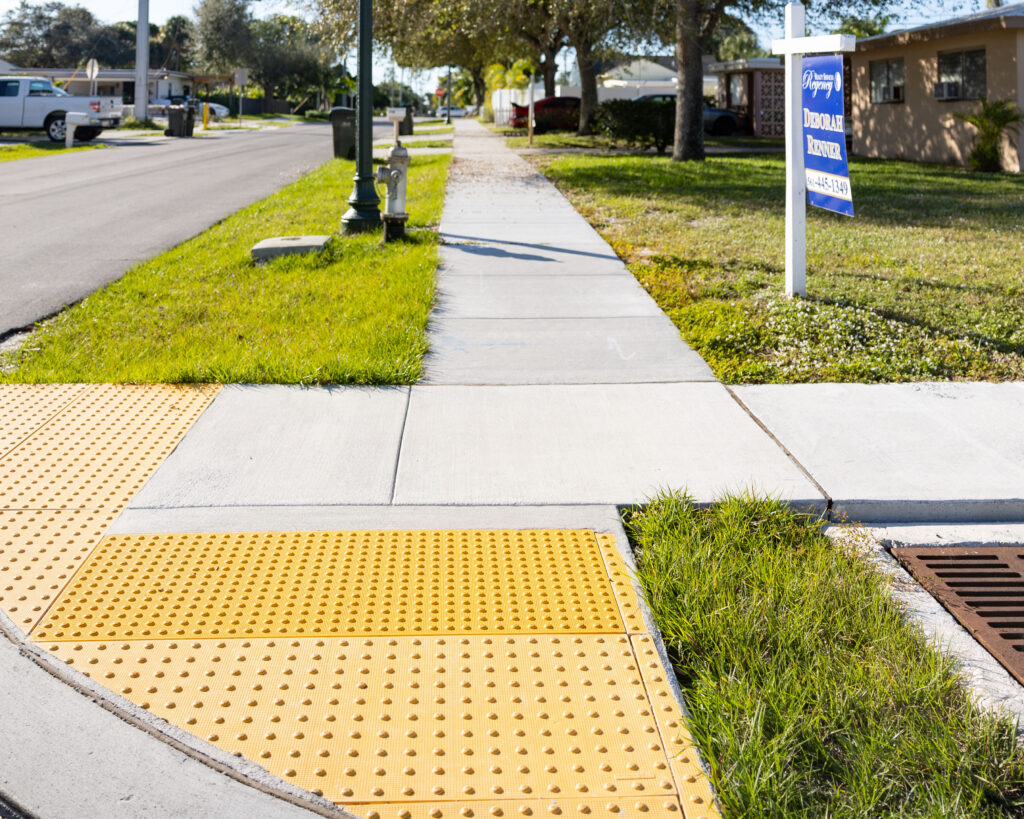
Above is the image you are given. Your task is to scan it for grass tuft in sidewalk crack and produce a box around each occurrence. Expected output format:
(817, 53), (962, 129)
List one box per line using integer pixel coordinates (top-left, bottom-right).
(1, 154), (449, 385)
(626, 492), (1024, 818)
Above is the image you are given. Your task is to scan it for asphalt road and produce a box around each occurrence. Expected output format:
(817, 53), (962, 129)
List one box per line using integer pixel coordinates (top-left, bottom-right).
(0, 121), (394, 337)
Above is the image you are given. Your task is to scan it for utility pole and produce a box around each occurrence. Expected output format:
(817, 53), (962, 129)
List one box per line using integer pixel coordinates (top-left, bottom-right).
(133, 0), (149, 121)
(341, 0), (381, 232)
(445, 67), (452, 124)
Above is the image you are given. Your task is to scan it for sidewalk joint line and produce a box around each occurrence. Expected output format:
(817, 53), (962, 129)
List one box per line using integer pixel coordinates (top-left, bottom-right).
(387, 386), (413, 505)
(725, 385), (833, 519)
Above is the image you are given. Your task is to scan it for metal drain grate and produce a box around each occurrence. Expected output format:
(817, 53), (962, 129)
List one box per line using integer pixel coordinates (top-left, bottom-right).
(891, 546), (1024, 686)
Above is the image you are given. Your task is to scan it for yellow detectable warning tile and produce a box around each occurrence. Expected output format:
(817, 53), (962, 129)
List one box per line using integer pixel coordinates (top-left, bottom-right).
(0, 509), (114, 634)
(595, 534), (644, 635)
(44, 634), (681, 807)
(365, 795), (687, 817)
(0, 383), (218, 511)
(0, 384), (89, 459)
(630, 636), (719, 819)
(34, 530), (624, 641)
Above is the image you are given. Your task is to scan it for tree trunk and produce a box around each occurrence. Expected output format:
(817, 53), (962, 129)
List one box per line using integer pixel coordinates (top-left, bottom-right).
(673, 0), (705, 161)
(542, 44), (557, 97)
(472, 69), (486, 108)
(574, 33), (597, 135)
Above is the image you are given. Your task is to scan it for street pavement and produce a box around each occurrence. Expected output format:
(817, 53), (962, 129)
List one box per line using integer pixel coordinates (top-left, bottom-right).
(0, 120), (390, 337)
(0, 118), (1021, 819)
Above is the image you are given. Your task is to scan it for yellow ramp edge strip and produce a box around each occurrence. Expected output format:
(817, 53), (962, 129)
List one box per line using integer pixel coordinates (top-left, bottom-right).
(362, 796), (688, 817)
(595, 534), (645, 635)
(0, 384), (218, 511)
(631, 636), (719, 819)
(33, 530), (624, 641)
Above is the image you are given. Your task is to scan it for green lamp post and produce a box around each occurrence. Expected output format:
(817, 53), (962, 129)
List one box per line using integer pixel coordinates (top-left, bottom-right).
(341, 0), (380, 233)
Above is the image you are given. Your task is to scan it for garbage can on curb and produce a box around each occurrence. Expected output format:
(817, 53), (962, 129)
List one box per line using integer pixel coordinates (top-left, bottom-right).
(399, 107), (414, 137)
(184, 107), (195, 137)
(329, 106), (356, 159)
(165, 106), (186, 137)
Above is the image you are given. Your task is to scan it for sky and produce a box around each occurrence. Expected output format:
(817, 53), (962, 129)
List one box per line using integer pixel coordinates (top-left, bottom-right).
(0, 0), (990, 92)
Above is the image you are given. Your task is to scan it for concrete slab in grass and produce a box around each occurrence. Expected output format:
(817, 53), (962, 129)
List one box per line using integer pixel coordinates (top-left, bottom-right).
(434, 274), (664, 319)
(422, 316), (715, 384)
(733, 383), (1024, 523)
(128, 385), (408, 509)
(393, 383), (824, 507)
(251, 235), (330, 262)
(439, 241), (626, 277)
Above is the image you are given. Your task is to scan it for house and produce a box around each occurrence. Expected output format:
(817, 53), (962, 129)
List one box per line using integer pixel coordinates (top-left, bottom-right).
(852, 3), (1024, 171)
(559, 55), (717, 101)
(708, 57), (785, 137)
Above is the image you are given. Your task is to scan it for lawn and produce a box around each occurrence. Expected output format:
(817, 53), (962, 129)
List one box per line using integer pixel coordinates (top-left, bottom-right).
(0, 141), (103, 162)
(628, 493), (1024, 818)
(534, 152), (1024, 382)
(1, 154), (450, 384)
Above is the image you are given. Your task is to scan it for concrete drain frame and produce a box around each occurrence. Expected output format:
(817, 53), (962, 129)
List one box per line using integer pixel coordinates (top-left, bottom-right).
(890, 545), (1024, 687)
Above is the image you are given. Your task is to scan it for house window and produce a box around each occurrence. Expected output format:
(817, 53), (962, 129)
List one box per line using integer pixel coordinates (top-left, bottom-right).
(935, 49), (985, 100)
(870, 58), (904, 103)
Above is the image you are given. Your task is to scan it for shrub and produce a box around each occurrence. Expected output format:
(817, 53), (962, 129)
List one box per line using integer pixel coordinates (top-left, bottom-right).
(955, 96), (1023, 172)
(596, 98), (674, 154)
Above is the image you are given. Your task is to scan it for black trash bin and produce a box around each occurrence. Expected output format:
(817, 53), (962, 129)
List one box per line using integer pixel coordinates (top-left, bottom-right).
(165, 105), (185, 137)
(184, 107), (195, 137)
(399, 107), (413, 137)
(329, 106), (356, 159)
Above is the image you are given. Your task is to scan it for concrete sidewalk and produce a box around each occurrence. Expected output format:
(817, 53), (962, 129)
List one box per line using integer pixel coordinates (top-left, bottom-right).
(120, 120), (1024, 527)
(1, 118), (1022, 819)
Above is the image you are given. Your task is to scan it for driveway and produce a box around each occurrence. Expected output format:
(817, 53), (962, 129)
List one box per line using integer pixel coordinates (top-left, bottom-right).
(0, 121), (392, 337)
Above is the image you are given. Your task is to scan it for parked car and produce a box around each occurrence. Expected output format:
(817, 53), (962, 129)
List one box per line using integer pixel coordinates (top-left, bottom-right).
(435, 105), (467, 118)
(0, 75), (121, 141)
(509, 96), (580, 132)
(203, 102), (229, 118)
(632, 93), (744, 136)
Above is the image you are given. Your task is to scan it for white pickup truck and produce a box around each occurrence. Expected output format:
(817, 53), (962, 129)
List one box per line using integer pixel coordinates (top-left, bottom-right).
(0, 76), (122, 142)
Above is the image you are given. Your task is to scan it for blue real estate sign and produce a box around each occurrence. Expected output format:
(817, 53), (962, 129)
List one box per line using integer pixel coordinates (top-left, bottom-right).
(802, 54), (853, 216)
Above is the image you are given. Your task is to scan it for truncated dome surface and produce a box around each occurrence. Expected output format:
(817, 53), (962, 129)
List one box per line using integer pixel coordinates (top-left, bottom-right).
(34, 530), (625, 641)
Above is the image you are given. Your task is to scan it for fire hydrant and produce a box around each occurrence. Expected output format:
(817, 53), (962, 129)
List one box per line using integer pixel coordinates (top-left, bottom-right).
(375, 142), (410, 241)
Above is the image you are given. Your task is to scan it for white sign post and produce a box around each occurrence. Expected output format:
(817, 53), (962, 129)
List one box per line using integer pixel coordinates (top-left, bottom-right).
(772, 3), (855, 297)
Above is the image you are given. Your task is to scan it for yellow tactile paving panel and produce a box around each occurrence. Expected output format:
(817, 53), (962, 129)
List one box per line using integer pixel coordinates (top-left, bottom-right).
(33, 530), (624, 641)
(0, 509), (115, 632)
(0, 383), (88, 458)
(44, 635), (705, 811)
(631, 636), (717, 817)
(0, 384), (218, 511)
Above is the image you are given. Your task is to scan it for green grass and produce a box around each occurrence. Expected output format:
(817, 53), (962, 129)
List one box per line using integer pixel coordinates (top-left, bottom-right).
(1, 154), (450, 384)
(120, 116), (162, 130)
(534, 153), (1024, 382)
(0, 142), (103, 162)
(628, 493), (1024, 818)
(414, 124), (454, 134)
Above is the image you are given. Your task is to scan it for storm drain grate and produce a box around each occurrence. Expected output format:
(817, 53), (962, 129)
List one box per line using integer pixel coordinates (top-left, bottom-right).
(891, 546), (1024, 686)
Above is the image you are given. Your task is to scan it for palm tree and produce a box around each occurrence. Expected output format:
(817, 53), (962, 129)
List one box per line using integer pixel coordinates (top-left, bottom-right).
(955, 96), (1023, 172)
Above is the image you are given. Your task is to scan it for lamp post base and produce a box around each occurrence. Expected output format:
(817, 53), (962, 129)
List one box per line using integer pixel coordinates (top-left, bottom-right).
(341, 178), (381, 233)
(341, 206), (381, 233)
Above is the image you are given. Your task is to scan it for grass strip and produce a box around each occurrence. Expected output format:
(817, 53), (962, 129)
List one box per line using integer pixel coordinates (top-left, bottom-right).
(2, 154), (450, 384)
(627, 493), (1024, 818)
(535, 153), (1024, 382)
(0, 142), (103, 162)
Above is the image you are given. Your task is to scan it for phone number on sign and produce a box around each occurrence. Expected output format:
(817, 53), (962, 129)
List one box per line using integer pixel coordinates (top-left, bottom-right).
(806, 169), (852, 201)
